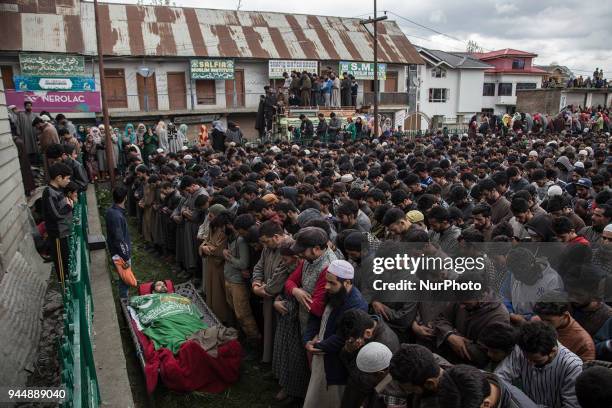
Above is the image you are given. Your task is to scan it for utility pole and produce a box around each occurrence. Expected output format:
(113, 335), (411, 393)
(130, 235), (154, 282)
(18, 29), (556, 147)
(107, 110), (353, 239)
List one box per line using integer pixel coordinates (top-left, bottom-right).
(360, 0), (387, 138)
(93, 0), (115, 187)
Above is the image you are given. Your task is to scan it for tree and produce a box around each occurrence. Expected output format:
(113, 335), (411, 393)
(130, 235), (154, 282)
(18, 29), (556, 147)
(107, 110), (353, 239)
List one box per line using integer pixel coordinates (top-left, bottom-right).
(466, 40), (483, 53)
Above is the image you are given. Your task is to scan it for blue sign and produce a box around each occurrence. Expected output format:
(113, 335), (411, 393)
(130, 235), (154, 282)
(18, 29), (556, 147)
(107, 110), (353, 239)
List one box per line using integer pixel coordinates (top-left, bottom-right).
(14, 76), (96, 92)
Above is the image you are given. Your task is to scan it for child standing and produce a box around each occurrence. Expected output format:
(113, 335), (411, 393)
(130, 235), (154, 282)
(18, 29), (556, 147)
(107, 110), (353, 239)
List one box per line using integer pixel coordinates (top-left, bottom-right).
(42, 162), (74, 286)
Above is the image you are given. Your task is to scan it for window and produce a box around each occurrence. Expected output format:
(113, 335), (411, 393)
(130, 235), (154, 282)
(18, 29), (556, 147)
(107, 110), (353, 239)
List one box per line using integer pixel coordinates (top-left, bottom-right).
(195, 79), (216, 105)
(498, 83), (513, 96)
(512, 59), (525, 70)
(428, 88), (448, 103)
(483, 83), (495, 96)
(431, 67), (446, 78)
(104, 69), (128, 108)
(515, 82), (537, 94)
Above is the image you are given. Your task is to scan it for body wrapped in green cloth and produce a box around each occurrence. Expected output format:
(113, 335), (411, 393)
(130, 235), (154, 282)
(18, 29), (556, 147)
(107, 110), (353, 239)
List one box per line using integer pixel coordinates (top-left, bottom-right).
(130, 293), (207, 353)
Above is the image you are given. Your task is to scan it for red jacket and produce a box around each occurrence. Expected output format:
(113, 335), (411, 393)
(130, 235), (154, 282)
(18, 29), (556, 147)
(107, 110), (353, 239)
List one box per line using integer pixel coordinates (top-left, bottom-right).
(284, 260), (327, 318)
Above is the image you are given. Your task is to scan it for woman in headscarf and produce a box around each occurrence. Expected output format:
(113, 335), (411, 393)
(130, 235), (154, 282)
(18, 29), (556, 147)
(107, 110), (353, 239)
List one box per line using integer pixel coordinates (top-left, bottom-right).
(135, 123), (146, 147)
(355, 117), (365, 140)
(177, 124), (188, 150)
(110, 128), (120, 174)
(167, 122), (181, 154)
(142, 125), (158, 165)
(156, 120), (169, 152)
(84, 127), (100, 181)
(211, 120), (226, 153)
(345, 117), (356, 141)
(198, 124), (209, 147)
(76, 124), (87, 144)
(95, 125), (108, 180)
(468, 115), (478, 137)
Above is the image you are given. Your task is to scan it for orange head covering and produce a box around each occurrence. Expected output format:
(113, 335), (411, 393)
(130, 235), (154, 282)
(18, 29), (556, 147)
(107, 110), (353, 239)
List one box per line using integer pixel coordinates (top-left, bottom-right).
(199, 124), (209, 145)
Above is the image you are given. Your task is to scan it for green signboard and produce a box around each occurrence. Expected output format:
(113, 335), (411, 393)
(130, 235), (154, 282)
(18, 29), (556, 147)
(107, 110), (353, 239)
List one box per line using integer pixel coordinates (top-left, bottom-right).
(19, 53), (85, 77)
(190, 59), (235, 80)
(339, 61), (387, 80)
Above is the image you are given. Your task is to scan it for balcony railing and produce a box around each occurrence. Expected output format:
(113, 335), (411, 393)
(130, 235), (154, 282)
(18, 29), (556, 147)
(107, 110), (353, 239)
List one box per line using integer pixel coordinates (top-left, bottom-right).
(363, 92), (410, 106)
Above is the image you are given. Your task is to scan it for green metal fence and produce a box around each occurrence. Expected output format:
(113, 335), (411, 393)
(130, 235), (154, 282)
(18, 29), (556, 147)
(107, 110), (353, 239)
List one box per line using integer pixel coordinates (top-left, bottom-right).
(60, 192), (100, 408)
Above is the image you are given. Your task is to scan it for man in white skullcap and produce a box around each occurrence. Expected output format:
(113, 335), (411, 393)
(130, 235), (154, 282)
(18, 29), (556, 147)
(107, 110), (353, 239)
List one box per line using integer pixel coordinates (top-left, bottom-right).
(349, 342), (394, 407)
(302, 260), (368, 408)
(337, 308), (400, 407)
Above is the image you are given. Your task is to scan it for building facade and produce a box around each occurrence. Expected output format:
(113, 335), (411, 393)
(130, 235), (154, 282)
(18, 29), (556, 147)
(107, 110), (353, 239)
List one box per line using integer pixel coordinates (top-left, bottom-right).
(415, 47), (491, 130)
(0, 0), (423, 139)
(472, 49), (547, 115)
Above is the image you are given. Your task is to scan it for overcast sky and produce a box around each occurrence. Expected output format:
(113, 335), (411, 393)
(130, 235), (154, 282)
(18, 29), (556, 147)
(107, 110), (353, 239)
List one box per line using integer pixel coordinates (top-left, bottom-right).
(106, 0), (611, 77)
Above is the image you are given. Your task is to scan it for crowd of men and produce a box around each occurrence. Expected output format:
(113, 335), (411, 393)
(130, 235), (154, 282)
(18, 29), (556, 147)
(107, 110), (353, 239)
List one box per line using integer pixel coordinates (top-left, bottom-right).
(28, 99), (612, 407)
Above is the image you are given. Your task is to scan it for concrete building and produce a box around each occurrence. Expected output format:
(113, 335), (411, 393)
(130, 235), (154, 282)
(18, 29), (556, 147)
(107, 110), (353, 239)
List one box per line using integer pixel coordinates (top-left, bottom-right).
(471, 49), (547, 115)
(0, 0), (424, 139)
(517, 87), (612, 116)
(415, 47), (491, 130)
(536, 64), (574, 87)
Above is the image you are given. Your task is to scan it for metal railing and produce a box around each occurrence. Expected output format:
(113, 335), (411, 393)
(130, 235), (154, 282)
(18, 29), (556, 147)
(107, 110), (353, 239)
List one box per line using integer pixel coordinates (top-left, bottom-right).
(60, 193), (100, 408)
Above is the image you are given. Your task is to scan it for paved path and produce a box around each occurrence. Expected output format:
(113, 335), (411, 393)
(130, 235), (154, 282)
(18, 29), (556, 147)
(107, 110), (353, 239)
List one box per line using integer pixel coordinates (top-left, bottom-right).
(87, 186), (135, 408)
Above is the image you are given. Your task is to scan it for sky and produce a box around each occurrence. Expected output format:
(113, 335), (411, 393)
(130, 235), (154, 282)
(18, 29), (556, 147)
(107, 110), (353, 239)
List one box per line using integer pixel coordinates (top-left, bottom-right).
(104, 0), (611, 77)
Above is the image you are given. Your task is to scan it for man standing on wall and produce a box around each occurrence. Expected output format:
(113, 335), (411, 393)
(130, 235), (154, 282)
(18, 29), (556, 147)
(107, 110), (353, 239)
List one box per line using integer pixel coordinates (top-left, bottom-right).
(17, 101), (39, 163)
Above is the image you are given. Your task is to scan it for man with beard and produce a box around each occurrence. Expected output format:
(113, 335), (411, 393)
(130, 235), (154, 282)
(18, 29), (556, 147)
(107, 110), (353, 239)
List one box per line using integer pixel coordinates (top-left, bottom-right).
(472, 203), (494, 241)
(252, 221), (293, 363)
(427, 206), (461, 257)
(337, 199), (371, 233)
(579, 205), (612, 245)
(495, 321), (582, 408)
(337, 309), (400, 408)
(479, 178), (512, 225)
(303, 260), (368, 408)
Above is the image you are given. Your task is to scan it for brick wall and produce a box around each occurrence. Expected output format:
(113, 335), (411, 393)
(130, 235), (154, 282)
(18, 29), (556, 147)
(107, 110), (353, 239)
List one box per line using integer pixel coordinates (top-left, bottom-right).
(516, 89), (562, 115)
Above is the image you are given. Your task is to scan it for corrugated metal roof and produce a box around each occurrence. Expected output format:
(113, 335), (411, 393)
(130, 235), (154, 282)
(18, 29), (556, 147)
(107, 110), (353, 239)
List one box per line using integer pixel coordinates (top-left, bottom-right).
(0, 1), (424, 65)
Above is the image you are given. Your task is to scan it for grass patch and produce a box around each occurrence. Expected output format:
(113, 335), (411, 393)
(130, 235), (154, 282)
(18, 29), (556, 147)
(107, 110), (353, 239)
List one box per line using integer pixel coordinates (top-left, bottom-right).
(96, 186), (298, 408)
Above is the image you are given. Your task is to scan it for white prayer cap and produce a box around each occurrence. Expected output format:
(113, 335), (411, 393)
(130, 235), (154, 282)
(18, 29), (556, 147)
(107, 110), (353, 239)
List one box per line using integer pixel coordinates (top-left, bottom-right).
(340, 174), (354, 183)
(41, 114), (51, 122)
(7, 104), (16, 110)
(604, 224), (612, 234)
(574, 161), (584, 169)
(291, 144), (300, 150)
(578, 150), (588, 157)
(548, 185), (563, 197)
(183, 154), (193, 161)
(156, 148), (164, 154)
(181, 145), (189, 151)
(356, 342), (392, 373)
(328, 260), (354, 280)
(529, 150), (538, 157)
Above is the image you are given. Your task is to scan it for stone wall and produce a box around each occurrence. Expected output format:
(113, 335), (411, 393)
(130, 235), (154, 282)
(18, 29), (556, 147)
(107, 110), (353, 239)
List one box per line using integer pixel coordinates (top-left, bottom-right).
(0, 78), (50, 386)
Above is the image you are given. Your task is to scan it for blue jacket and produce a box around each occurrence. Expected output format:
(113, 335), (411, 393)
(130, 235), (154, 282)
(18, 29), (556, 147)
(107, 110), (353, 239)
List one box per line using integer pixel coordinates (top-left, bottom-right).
(303, 287), (368, 385)
(105, 204), (131, 261)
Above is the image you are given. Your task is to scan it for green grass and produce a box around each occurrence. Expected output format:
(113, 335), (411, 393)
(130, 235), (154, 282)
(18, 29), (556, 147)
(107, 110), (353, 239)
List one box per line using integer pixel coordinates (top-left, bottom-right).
(96, 186), (298, 408)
